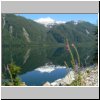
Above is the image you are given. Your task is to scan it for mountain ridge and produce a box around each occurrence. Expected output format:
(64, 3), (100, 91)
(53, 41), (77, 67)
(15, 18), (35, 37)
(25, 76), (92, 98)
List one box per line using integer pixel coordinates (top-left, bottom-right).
(2, 14), (96, 45)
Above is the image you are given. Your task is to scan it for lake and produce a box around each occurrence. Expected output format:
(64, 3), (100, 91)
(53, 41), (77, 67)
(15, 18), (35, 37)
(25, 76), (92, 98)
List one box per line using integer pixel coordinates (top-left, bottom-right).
(2, 44), (94, 86)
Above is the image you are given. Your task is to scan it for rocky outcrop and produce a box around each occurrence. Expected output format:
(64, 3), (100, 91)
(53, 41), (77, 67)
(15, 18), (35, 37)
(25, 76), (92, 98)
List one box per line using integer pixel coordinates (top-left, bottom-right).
(42, 65), (98, 86)
(43, 70), (75, 86)
(23, 27), (31, 43)
(63, 71), (75, 84)
(43, 81), (51, 86)
(81, 65), (98, 86)
(51, 79), (63, 86)
(2, 15), (6, 29)
(50, 70), (75, 86)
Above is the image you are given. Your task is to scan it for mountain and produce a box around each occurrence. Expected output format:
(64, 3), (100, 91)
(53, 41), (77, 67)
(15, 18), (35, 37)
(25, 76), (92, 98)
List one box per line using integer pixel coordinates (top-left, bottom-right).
(47, 20), (96, 44)
(2, 14), (97, 46)
(34, 17), (65, 28)
(2, 14), (47, 45)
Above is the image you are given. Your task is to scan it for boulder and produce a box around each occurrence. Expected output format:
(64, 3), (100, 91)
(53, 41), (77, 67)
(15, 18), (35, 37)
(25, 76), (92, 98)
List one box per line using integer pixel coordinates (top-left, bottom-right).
(51, 79), (61, 86)
(63, 71), (75, 84)
(51, 82), (58, 86)
(43, 81), (51, 86)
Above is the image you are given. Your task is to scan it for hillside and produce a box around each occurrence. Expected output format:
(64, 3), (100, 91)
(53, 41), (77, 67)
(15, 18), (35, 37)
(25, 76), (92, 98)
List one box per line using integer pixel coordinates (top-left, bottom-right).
(2, 14), (47, 45)
(2, 14), (96, 45)
(47, 21), (96, 44)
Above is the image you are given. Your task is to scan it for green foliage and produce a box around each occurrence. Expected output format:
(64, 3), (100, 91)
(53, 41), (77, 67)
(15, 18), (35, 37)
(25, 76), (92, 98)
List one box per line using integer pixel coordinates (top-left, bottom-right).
(2, 14), (96, 46)
(3, 81), (13, 86)
(13, 77), (22, 86)
(48, 21), (96, 44)
(2, 14), (47, 45)
(9, 63), (21, 79)
(68, 72), (82, 86)
(2, 63), (23, 86)
(72, 44), (81, 67)
(93, 27), (98, 63)
(2, 14), (97, 86)
(3, 77), (22, 86)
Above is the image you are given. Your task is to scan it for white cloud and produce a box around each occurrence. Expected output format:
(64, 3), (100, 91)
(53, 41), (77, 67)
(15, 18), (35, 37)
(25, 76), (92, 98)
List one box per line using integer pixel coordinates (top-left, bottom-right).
(34, 17), (66, 27)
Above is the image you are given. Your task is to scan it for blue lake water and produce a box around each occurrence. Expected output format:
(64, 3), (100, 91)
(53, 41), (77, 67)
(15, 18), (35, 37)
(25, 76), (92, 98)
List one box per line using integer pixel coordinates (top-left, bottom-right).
(20, 66), (68, 86)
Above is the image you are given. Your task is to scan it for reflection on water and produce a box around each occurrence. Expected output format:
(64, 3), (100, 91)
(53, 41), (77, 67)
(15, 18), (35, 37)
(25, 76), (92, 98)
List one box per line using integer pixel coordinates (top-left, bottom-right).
(20, 65), (67, 86)
(2, 45), (94, 85)
(23, 48), (31, 64)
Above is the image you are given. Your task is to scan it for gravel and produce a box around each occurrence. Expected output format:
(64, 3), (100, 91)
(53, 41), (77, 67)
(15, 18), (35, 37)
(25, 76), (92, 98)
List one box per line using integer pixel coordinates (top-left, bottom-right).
(81, 65), (98, 86)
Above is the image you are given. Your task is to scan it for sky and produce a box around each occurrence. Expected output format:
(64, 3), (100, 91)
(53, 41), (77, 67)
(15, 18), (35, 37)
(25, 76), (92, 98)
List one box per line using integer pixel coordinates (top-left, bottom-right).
(16, 14), (98, 25)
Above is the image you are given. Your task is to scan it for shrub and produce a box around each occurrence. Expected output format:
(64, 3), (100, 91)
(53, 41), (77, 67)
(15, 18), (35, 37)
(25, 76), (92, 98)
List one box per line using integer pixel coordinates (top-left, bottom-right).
(4, 63), (23, 86)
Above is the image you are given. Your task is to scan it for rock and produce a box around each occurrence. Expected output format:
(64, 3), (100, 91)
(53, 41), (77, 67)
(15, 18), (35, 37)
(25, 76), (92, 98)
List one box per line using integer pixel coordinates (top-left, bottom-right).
(51, 79), (62, 86)
(51, 82), (58, 86)
(43, 81), (51, 86)
(42, 65), (98, 86)
(81, 66), (98, 86)
(50, 71), (75, 86)
(63, 71), (75, 84)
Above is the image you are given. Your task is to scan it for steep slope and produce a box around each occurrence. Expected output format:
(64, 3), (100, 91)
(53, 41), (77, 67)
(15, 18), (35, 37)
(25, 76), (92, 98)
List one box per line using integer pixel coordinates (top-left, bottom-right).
(47, 21), (96, 44)
(2, 14), (47, 45)
(2, 14), (97, 46)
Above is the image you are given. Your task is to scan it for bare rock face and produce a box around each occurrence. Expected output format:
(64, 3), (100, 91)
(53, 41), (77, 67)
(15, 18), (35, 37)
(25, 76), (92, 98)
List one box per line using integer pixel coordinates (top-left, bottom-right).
(81, 65), (98, 86)
(9, 26), (13, 34)
(23, 27), (31, 43)
(2, 14), (6, 29)
(43, 81), (51, 86)
(63, 71), (75, 85)
(50, 71), (75, 86)
(42, 65), (98, 86)
(51, 79), (62, 86)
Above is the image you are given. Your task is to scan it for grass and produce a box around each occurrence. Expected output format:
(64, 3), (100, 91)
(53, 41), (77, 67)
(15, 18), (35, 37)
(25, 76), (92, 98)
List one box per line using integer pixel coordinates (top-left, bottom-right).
(69, 72), (82, 86)
(65, 39), (82, 86)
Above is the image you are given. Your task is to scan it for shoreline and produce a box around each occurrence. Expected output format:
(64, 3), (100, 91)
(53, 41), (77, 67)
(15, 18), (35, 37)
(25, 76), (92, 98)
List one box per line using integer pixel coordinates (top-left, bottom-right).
(43, 64), (98, 86)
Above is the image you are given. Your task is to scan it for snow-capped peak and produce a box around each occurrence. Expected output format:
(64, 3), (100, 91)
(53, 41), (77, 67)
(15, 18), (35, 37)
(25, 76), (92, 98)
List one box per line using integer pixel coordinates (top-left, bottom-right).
(34, 17), (65, 27)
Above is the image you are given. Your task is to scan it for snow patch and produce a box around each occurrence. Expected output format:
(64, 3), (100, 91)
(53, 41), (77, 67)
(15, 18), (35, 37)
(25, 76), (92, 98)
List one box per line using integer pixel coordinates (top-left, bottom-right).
(35, 64), (66, 73)
(34, 17), (65, 27)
